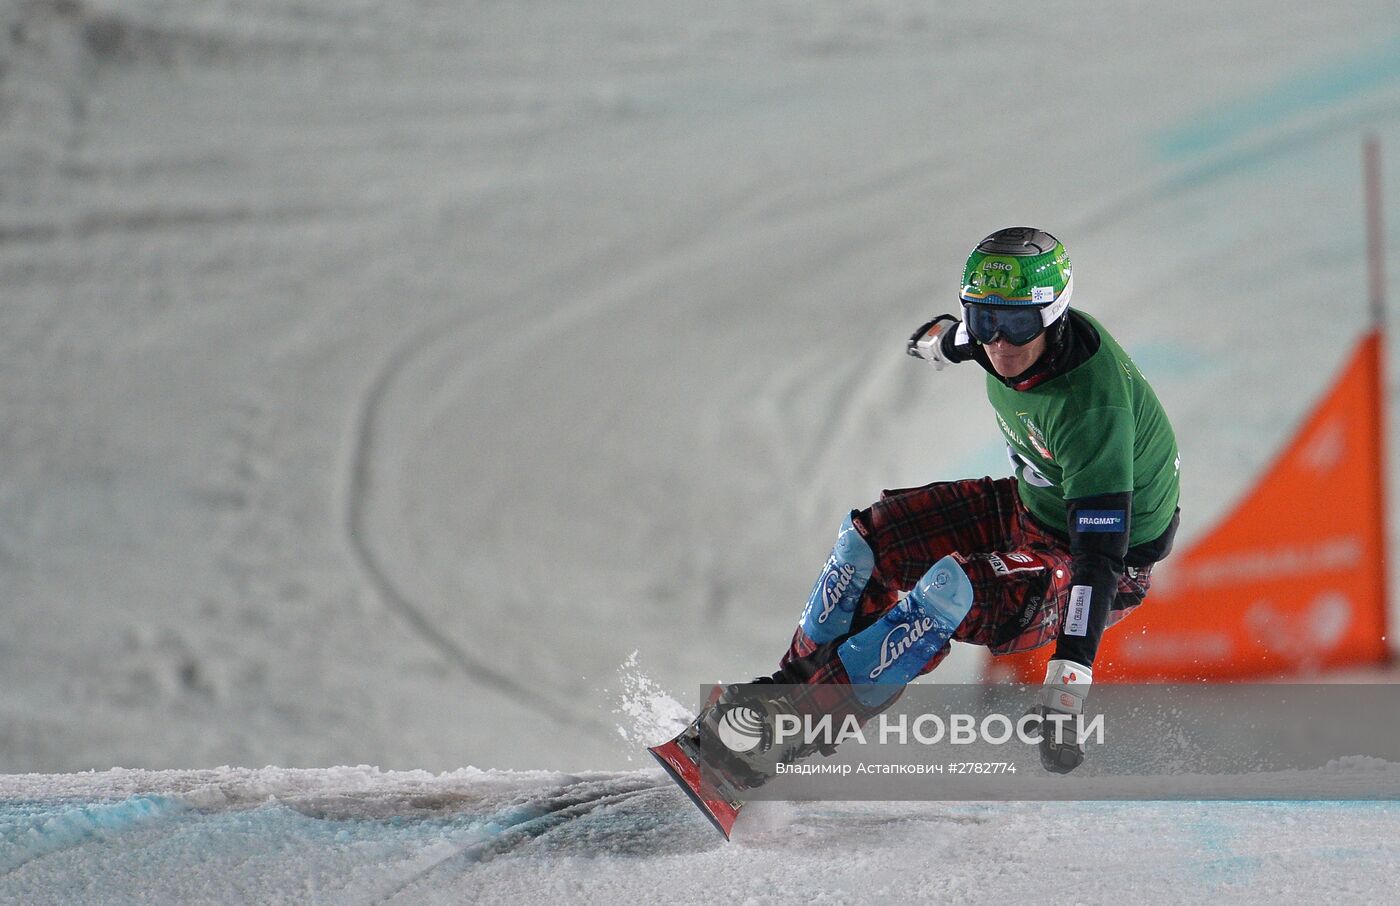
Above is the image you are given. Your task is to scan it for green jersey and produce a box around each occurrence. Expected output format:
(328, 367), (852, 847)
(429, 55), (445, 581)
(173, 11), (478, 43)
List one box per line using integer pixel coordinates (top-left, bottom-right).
(986, 312), (1179, 545)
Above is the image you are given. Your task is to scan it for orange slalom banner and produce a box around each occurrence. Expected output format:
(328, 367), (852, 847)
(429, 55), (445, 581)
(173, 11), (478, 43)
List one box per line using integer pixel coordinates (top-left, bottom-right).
(993, 330), (1390, 682)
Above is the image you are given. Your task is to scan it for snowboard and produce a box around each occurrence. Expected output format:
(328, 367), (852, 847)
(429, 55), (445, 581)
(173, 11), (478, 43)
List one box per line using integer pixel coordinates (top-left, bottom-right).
(649, 684), (753, 839)
(648, 729), (746, 840)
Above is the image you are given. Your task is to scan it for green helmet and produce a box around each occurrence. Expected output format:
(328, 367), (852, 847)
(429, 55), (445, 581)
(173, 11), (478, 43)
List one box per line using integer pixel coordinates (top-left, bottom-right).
(959, 227), (1073, 325)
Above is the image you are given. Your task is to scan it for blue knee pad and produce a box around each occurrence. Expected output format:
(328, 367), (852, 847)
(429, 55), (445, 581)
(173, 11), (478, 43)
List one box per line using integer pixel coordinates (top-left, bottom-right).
(837, 555), (974, 690)
(798, 513), (876, 645)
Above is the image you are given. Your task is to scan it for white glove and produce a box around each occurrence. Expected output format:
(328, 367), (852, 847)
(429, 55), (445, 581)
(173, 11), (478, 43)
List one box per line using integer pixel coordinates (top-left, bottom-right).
(905, 315), (967, 370)
(1036, 658), (1092, 774)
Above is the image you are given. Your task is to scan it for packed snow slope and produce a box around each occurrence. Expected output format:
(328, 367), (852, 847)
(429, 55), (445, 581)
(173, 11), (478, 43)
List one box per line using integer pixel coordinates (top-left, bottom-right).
(4, 767), (1400, 905)
(3, 0), (1400, 777)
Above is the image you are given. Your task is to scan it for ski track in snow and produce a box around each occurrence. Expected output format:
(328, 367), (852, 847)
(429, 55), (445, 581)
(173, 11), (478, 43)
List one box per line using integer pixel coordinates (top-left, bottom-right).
(344, 307), (618, 740)
(338, 125), (982, 749)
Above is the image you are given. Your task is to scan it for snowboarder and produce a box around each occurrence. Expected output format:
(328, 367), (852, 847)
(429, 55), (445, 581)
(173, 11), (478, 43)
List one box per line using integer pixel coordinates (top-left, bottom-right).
(652, 227), (1181, 836)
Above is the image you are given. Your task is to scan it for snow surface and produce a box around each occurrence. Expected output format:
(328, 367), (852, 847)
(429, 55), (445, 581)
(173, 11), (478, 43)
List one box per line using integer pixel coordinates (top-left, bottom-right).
(4, 765), (1400, 905)
(4, 0), (1400, 900)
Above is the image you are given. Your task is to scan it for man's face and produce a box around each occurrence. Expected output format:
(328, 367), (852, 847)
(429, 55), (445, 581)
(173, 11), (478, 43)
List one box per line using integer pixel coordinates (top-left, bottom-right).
(984, 332), (1048, 378)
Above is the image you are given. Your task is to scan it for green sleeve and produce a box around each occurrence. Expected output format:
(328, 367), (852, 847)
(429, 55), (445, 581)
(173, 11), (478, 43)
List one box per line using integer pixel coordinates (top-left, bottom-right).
(1058, 406), (1134, 500)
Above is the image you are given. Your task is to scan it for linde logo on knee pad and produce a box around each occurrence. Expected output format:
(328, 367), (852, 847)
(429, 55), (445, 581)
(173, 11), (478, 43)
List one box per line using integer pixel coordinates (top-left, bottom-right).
(837, 556), (971, 685)
(869, 615), (937, 680)
(818, 559), (859, 624)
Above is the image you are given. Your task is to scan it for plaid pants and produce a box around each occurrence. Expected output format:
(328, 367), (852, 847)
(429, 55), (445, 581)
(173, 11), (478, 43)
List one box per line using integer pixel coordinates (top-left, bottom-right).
(779, 477), (1153, 685)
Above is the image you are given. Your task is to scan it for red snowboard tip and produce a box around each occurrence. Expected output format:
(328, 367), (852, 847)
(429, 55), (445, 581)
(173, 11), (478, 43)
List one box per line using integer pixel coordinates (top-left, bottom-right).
(648, 739), (741, 840)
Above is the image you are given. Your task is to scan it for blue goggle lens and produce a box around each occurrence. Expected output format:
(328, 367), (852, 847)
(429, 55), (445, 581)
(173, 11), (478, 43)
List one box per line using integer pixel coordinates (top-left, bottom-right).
(964, 303), (1046, 346)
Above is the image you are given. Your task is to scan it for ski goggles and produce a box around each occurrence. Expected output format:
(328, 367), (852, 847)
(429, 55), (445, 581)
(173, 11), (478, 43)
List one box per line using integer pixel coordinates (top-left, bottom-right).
(962, 302), (1050, 346)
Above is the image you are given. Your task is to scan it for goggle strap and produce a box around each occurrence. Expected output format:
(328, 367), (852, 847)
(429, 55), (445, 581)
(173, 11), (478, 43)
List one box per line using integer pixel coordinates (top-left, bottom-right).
(1039, 274), (1073, 326)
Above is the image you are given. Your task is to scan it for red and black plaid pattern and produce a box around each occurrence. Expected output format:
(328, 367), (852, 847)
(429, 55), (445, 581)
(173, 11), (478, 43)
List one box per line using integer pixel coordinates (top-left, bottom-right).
(778, 477), (1153, 685)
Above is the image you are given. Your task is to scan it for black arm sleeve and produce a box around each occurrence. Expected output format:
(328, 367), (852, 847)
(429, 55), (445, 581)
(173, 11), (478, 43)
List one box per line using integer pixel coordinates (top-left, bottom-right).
(937, 319), (979, 364)
(1053, 491), (1132, 668)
